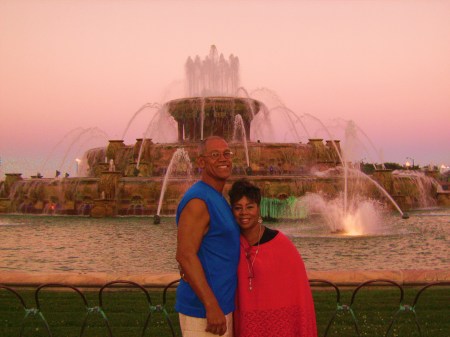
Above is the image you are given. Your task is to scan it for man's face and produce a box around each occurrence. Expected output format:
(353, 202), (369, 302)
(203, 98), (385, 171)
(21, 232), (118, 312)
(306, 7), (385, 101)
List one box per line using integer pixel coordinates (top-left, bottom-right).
(199, 138), (232, 182)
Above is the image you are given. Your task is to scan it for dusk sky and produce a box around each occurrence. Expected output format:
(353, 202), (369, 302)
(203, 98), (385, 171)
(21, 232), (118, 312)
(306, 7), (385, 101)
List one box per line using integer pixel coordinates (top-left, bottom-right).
(1, 0), (449, 178)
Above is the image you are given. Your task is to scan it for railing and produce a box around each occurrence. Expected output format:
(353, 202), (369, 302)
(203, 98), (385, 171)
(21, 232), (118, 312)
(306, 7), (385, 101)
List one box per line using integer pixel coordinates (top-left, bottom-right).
(1, 279), (449, 337)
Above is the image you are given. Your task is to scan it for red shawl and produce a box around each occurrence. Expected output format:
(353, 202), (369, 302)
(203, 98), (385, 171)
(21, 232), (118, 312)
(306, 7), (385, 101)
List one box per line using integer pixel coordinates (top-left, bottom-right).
(234, 232), (317, 337)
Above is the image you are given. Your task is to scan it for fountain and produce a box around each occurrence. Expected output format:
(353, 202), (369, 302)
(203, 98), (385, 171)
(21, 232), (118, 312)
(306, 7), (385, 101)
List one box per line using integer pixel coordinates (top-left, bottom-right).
(232, 114), (250, 167)
(0, 46), (447, 232)
(155, 148), (193, 223)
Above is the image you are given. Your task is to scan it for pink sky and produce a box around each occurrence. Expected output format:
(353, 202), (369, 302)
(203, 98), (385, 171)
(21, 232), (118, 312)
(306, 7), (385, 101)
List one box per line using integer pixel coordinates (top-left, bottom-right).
(1, 0), (449, 178)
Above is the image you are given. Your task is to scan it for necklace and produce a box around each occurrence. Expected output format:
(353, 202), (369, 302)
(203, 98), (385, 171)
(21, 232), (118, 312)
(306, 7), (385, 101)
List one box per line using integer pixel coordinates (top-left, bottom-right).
(243, 224), (262, 291)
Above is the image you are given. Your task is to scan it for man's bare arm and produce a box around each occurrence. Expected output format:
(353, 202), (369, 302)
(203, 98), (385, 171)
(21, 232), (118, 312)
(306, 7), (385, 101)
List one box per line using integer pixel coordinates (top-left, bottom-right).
(176, 198), (227, 336)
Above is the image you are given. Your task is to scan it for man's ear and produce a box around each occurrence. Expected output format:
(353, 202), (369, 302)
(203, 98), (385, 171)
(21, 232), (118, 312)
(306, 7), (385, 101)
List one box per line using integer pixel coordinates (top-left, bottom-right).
(197, 156), (206, 169)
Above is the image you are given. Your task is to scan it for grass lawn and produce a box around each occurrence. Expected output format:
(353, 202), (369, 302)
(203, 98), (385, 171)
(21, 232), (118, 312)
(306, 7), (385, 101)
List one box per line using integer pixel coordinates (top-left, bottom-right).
(0, 285), (448, 337)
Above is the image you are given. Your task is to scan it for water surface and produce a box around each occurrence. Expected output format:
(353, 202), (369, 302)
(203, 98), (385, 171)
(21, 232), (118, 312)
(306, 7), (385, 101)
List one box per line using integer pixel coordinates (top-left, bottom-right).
(0, 210), (448, 274)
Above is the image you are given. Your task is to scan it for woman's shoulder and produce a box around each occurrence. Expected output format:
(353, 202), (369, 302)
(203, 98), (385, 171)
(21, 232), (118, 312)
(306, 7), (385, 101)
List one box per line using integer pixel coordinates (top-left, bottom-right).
(259, 226), (278, 244)
(271, 230), (299, 251)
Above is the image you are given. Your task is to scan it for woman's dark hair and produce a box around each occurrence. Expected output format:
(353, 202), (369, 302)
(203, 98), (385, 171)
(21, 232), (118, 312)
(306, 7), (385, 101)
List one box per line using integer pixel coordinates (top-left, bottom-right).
(228, 179), (261, 206)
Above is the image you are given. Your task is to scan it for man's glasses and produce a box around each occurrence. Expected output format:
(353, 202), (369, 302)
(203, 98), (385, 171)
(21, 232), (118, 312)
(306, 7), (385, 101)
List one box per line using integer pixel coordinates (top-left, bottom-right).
(201, 150), (233, 160)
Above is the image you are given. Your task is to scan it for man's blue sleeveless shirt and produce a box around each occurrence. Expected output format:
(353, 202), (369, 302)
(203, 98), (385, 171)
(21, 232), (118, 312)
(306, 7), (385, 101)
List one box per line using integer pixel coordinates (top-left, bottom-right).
(175, 181), (240, 318)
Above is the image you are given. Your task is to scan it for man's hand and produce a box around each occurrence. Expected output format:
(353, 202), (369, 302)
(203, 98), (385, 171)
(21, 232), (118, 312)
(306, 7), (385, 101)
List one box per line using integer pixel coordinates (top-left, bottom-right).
(205, 305), (227, 336)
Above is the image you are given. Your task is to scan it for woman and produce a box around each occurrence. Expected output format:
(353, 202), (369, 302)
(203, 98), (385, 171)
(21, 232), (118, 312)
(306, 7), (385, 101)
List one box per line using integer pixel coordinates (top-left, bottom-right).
(228, 179), (317, 337)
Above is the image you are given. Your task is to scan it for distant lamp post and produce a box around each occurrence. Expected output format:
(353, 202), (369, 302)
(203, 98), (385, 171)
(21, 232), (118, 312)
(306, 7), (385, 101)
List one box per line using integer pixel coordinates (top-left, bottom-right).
(406, 157), (415, 170)
(359, 157), (366, 171)
(75, 158), (81, 176)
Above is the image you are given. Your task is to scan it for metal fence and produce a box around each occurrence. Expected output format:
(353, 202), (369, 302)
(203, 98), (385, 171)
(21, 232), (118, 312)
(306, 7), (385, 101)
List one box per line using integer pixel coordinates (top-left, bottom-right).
(1, 279), (449, 337)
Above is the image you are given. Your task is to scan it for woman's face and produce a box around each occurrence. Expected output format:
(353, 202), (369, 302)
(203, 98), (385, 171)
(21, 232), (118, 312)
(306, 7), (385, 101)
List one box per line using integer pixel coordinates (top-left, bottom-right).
(232, 196), (260, 231)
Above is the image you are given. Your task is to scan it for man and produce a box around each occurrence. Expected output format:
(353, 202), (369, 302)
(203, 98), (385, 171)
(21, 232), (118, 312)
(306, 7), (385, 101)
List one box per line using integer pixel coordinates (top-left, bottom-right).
(176, 136), (240, 336)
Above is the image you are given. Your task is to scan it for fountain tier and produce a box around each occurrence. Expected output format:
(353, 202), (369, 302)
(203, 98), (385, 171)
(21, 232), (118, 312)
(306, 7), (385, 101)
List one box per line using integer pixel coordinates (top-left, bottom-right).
(166, 96), (260, 142)
(1, 135), (444, 219)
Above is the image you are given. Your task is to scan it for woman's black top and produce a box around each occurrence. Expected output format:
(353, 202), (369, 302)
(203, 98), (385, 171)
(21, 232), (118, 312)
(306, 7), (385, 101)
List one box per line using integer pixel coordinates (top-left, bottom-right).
(253, 226), (278, 246)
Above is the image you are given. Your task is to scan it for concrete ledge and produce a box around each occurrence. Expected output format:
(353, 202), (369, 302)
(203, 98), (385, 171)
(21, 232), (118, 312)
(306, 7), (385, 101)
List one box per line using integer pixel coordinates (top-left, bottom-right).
(1, 270), (449, 288)
(0, 272), (180, 288)
(307, 269), (450, 286)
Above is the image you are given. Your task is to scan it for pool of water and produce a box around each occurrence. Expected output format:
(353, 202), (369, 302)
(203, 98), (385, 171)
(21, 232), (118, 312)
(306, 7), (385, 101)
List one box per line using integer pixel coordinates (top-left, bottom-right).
(0, 209), (448, 274)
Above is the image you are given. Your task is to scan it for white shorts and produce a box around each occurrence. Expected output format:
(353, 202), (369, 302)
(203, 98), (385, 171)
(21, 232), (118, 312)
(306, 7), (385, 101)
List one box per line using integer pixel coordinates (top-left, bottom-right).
(179, 312), (233, 337)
